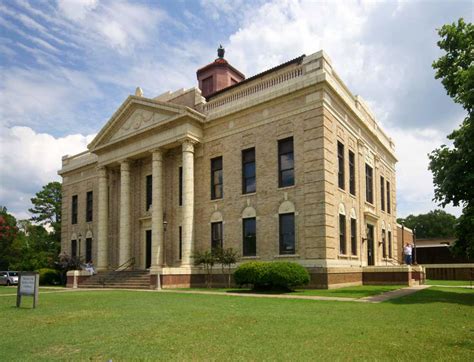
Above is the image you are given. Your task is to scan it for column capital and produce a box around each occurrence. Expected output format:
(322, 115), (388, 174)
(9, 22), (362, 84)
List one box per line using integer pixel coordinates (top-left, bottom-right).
(181, 138), (196, 153)
(96, 166), (108, 178)
(150, 148), (163, 161)
(120, 159), (131, 172)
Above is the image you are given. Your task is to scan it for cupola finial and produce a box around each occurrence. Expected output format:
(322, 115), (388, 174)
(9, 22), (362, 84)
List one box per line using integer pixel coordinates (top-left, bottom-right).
(217, 45), (225, 59)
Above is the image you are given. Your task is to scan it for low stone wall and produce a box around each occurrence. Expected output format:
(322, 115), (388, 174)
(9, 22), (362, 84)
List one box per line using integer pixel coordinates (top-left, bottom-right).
(66, 270), (93, 288)
(423, 264), (474, 281)
(362, 266), (425, 286)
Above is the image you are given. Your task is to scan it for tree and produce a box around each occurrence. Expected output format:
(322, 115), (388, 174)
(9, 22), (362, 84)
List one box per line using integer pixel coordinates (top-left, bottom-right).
(215, 247), (239, 288)
(0, 206), (19, 269)
(29, 181), (62, 242)
(193, 250), (217, 288)
(397, 210), (457, 239)
(429, 18), (474, 258)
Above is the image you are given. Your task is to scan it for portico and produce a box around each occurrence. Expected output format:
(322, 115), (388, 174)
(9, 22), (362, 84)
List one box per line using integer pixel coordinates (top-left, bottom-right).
(87, 96), (204, 276)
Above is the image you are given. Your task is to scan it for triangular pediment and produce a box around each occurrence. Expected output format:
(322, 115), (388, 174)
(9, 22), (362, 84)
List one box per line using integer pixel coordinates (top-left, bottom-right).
(88, 96), (205, 151)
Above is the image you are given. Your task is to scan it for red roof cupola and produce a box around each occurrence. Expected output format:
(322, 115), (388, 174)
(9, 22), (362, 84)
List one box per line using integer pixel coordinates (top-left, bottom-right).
(197, 45), (245, 98)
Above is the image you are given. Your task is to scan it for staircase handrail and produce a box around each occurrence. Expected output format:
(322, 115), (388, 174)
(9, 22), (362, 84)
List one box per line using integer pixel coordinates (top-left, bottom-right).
(98, 257), (135, 287)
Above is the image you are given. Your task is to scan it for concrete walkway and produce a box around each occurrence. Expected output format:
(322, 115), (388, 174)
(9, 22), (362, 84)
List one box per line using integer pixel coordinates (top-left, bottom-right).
(159, 289), (360, 302)
(359, 285), (431, 303)
(0, 285), (433, 303)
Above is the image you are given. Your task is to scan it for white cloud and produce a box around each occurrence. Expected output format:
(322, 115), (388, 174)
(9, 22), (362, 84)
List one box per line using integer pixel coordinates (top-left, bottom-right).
(0, 126), (95, 219)
(389, 126), (462, 217)
(57, 0), (98, 21)
(0, 66), (102, 131)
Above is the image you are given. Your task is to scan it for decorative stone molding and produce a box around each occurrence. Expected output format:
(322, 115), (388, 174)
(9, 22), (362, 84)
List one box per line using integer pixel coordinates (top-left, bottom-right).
(210, 211), (223, 223)
(242, 206), (256, 219)
(278, 200), (295, 214)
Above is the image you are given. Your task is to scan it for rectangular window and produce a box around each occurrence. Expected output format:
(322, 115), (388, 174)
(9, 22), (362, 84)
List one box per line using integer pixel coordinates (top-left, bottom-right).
(278, 137), (294, 188)
(179, 167), (183, 206)
(202, 76), (213, 95)
(71, 195), (78, 224)
(365, 164), (373, 204)
(85, 237), (92, 263)
(349, 151), (356, 195)
(86, 191), (93, 222)
(380, 176), (385, 211)
(243, 218), (257, 256)
(386, 181), (391, 214)
(242, 148), (256, 194)
(179, 226), (182, 260)
(339, 214), (346, 255)
(71, 239), (77, 258)
(279, 213), (295, 255)
(146, 175), (152, 211)
(211, 157), (223, 200)
(351, 218), (357, 256)
(211, 222), (223, 251)
(337, 141), (345, 189)
(382, 229), (387, 258)
(388, 231), (392, 258)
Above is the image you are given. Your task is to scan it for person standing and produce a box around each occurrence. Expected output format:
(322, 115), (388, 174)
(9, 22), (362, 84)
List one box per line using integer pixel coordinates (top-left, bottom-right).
(403, 243), (413, 265)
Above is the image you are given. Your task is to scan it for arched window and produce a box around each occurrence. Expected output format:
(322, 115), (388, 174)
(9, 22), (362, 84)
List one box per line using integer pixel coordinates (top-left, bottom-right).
(278, 201), (295, 255)
(350, 208), (357, 256)
(242, 207), (257, 257)
(338, 204), (346, 255)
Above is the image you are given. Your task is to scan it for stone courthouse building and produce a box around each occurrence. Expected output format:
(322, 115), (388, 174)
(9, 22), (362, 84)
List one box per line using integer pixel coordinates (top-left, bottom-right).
(60, 47), (409, 289)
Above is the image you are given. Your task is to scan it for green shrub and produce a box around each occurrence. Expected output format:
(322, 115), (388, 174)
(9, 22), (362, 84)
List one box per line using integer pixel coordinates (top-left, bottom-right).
(37, 268), (61, 285)
(234, 261), (309, 290)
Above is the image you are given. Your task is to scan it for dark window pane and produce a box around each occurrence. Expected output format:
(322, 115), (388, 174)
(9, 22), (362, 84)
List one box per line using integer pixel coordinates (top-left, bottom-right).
(365, 164), (373, 204)
(278, 137), (294, 187)
(339, 214), (346, 255)
(86, 191), (93, 222)
(146, 175), (152, 211)
(211, 157), (223, 200)
(349, 151), (356, 195)
(211, 222), (223, 250)
(279, 213), (295, 255)
(350, 218), (357, 256)
(386, 181), (391, 214)
(71, 195), (78, 224)
(243, 218), (256, 256)
(86, 238), (92, 263)
(338, 142), (345, 189)
(388, 231), (392, 258)
(380, 176), (385, 211)
(179, 226), (182, 260)
(280, 170), (294, 187)
(382, 229), (387, 258)
(71, 239), (77, 258)
(179, 167), (183, 206)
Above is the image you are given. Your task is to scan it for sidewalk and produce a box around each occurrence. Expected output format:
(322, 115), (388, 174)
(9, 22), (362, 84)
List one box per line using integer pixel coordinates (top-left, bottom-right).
(359, 285), (431, 303)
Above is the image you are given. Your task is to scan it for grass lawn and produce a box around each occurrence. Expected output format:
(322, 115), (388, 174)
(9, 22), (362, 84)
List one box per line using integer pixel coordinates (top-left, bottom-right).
(0, 286), (65, 295)
(426, 279), (474, 286)
(0, 287), (473, 360)
(173, 284), (405, 299)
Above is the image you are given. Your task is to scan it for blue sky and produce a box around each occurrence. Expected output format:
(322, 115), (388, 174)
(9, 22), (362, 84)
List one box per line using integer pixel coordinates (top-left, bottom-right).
(0, 0), (472, 220)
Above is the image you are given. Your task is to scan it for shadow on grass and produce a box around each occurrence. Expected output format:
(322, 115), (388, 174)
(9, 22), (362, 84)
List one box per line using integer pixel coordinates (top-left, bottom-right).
(386, 288), (474, 307)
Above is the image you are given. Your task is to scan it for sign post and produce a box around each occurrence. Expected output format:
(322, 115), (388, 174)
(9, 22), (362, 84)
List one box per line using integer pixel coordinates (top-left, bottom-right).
(16, 272), (39, 308)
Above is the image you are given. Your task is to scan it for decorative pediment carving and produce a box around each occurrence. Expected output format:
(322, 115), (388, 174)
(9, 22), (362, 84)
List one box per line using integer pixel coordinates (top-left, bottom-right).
(88, 96), (206, 152)
(109, 109), (170, 142)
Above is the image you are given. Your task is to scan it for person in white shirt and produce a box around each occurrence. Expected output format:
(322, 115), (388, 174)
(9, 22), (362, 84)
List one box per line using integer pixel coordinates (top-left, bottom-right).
(403, 243), (413, 265)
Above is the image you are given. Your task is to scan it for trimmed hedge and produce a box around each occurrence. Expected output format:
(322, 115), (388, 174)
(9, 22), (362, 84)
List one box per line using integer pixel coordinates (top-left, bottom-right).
(234, 261), (310, 290)
(37, 268), (61, 285)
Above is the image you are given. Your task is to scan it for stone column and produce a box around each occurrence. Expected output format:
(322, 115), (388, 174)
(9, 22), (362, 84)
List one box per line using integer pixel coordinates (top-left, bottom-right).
(119, 160), (131, 266)
(97, 166), (108, 271)
(151, 149), (164, 270)
(181, 140), (195, 265)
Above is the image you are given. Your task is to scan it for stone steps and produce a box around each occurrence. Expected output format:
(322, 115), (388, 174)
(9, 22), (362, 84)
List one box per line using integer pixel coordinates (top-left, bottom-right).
(78, 270), (151, 289)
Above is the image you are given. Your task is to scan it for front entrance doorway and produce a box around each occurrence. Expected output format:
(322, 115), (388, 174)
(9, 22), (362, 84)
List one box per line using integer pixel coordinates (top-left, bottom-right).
(367, 224), (375, 266)
(145, 230), (152, 269)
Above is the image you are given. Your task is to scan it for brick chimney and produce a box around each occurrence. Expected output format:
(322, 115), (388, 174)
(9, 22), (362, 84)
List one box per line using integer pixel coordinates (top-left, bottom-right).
(197, 45), (245, 98)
